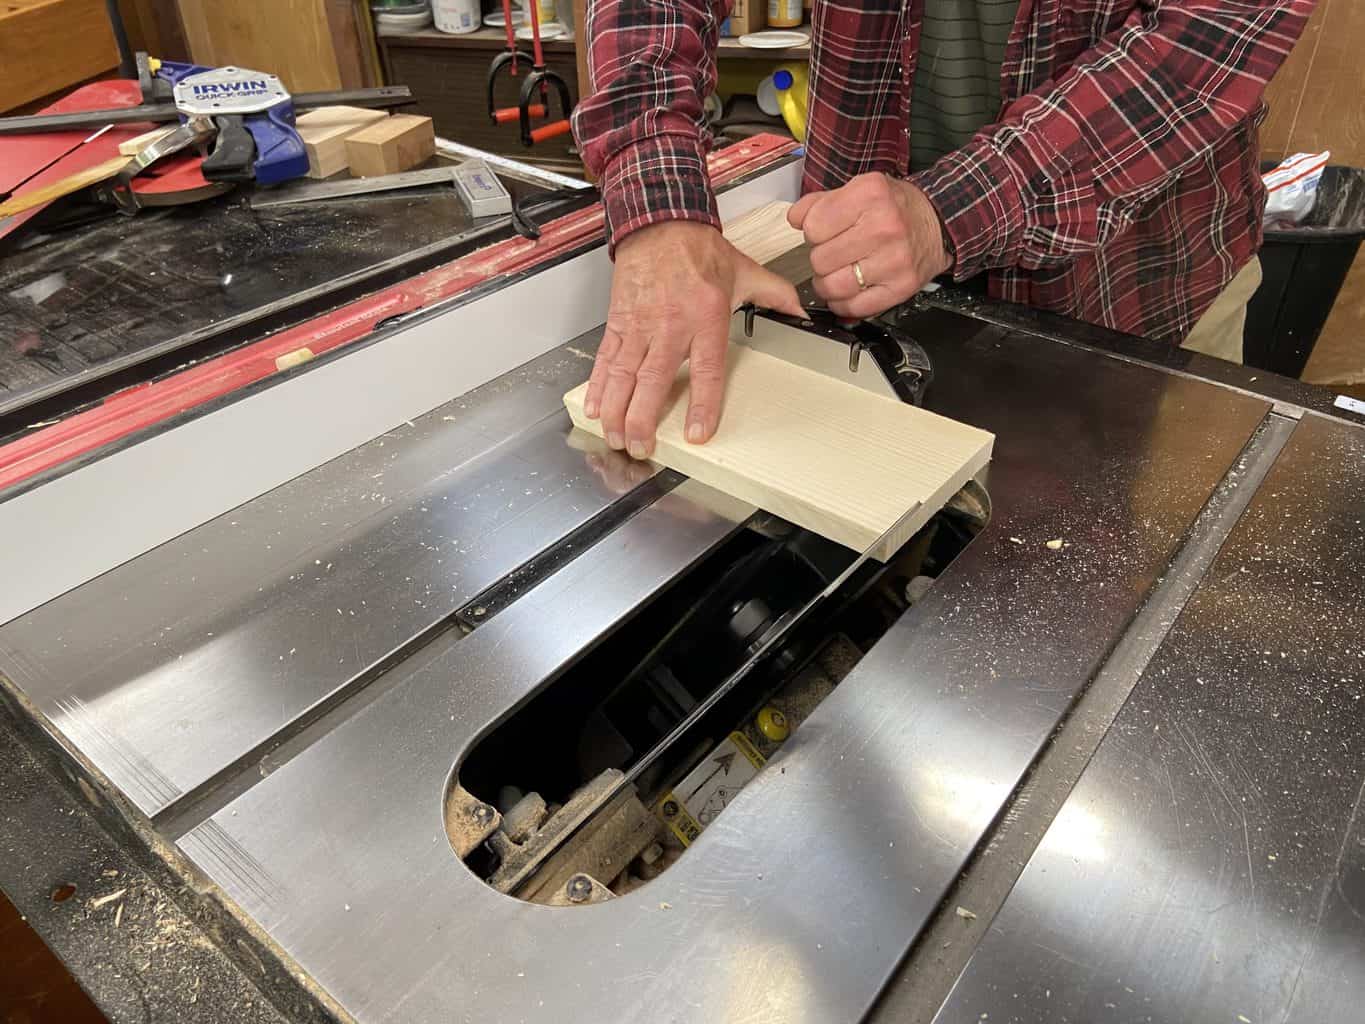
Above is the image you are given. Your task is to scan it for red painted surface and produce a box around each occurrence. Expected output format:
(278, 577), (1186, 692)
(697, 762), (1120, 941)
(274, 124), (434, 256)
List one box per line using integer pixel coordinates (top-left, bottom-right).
(0, 81), (159, 238)
(0, 134), (797, 492)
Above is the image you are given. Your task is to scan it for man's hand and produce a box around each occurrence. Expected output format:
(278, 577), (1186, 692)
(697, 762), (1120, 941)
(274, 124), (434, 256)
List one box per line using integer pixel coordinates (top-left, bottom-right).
(584, 221), (805, 460)
(788, 173), (953, 319)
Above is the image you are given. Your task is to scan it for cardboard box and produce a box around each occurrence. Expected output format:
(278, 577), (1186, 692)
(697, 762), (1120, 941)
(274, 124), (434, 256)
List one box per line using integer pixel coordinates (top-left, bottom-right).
(722, 0), (764, 36)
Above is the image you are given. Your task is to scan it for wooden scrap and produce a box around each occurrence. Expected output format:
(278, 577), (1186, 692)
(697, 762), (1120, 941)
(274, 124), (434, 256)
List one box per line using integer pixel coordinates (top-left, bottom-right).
(0, 155), (128, 217)
(564, 342), (994, 561)
(343, 114), (436, 178)
(294, 105), (388, 179)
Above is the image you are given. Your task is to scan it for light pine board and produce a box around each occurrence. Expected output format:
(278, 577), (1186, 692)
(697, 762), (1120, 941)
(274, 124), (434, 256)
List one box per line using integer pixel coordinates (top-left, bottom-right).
(722, 200), (804, 265)
(564, 340), (993, 560)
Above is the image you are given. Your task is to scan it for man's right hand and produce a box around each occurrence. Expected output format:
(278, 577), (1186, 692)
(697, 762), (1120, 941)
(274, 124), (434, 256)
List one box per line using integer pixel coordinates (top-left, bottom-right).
(583, 220), (805, 460)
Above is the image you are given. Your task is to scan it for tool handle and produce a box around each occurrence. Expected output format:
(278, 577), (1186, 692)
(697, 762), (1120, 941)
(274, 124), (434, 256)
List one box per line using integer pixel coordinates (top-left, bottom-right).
(529, 119), (572, 144)
(494, 104), (545, 124)
(501, 0), (517, 69)
(526, 0), (546, 67)
(201, 114), (256, 182)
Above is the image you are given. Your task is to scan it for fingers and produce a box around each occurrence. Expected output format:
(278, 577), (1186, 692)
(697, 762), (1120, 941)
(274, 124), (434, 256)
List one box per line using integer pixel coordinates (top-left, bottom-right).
(684, 325), (729, 445)
(810, 250), (895, 304)
(624, 342), (685, 459)
(807, 224), (873, 279)
(583, 325), (622, 419)
(596, 328), (650, 450)
(825, 286), (899, 320)
(793, 173), (892, 246)
(733, 255), (807, 318)
(787, 191), (820, 229)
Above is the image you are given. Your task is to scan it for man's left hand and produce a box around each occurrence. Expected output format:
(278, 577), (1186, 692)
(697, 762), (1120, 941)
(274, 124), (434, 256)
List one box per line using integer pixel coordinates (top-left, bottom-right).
(788, 173), (953, 319)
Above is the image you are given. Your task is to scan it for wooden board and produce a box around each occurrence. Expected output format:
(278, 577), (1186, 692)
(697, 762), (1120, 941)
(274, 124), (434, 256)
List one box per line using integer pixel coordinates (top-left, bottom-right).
(343, 113), (435, 178)
(0, 0), (119, 113)
(295, 105), (387, 178)
(563, 340), (994, 560)
(175, 0), (342, 94)
(722, 200), (805, 265)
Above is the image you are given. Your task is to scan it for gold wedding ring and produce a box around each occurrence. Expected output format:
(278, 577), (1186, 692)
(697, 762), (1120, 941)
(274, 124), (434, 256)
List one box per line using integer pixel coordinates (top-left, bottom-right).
(852, 260), (868, 290)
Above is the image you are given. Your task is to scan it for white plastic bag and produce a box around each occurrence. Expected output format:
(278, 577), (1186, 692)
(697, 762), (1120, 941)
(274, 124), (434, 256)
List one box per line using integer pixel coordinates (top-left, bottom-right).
(1263, 151), (1330, 228)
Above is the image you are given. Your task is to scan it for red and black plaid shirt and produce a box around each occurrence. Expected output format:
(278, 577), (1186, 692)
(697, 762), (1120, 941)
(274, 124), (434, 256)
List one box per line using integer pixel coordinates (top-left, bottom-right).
(572, 0), (1314, 343)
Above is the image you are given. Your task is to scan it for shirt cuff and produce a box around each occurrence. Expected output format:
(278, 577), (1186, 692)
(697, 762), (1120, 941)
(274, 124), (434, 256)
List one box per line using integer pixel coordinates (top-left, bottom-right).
(910, 140), (1027, 281)
(599, 133), (721, 256)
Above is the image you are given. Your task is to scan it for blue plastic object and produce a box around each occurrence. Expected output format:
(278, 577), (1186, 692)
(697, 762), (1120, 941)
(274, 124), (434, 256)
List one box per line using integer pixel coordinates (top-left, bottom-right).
(155, 60), (309, 185)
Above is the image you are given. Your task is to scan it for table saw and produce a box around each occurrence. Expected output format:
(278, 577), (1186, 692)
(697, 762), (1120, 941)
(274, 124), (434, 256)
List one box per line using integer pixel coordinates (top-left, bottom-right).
(1, 136), (1363, 1024)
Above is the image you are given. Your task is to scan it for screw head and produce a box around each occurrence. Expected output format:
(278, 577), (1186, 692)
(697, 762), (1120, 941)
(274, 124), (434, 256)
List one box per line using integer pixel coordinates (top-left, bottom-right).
(567, 874), (593, 903)
(472, 803), (494, 824)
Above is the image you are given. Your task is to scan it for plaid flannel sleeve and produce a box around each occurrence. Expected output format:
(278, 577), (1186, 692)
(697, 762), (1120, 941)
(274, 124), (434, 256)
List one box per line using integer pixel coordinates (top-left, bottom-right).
(910, 1), (1315, 279)
(570, 0), (731, 255)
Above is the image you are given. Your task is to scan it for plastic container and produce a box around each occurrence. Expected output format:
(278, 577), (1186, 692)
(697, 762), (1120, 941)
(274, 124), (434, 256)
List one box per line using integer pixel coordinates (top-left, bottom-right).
(771, 62), (808, 142)
(768, 0), (801, 28)
(1243, 165), (1365, 378)
(433, 0), (480, 33)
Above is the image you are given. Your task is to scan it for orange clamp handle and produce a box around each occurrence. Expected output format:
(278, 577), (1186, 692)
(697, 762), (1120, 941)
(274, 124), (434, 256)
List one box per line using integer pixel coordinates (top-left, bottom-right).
(494, 103), (547, 124)
(530, 119), (572, 144)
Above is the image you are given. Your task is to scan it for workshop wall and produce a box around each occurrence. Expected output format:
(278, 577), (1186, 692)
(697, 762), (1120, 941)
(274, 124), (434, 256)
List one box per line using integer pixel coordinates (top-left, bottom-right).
(0, 0), (119, 113)
(176, 0), (340, 90)
(1262, 0), (1365, 386)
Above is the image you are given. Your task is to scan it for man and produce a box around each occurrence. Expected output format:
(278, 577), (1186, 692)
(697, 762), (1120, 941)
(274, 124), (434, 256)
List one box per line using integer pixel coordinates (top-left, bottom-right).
(571, 0), (1314, 461)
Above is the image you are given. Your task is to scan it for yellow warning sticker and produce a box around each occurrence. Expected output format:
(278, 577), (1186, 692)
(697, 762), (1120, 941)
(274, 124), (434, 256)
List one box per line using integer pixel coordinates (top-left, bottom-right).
(654, 732), (765, 847)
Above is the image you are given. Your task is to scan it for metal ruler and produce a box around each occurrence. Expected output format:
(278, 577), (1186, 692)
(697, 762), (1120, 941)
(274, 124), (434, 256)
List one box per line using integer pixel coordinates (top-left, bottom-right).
(434, 137), (591, 192)
(249, 166), (462, 208)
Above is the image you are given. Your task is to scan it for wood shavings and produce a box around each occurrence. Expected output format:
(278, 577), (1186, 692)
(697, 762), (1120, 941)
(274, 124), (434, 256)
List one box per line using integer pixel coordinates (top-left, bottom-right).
(1046, 538), (1064, 550)
(88, 887), (127, 910)
(955, 905), (977, 920)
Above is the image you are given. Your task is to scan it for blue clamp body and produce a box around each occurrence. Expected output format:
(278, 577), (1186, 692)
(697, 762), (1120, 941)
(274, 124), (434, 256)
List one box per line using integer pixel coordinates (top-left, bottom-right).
(155, 60), (309, 185)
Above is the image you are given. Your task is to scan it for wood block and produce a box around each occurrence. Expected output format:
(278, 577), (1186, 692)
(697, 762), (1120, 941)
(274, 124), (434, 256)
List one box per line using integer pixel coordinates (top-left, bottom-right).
(343, 114), (436, 178)
(117, 125), (177, 157)
(295, 105), (387, 178)
(564, 337), (994, 560)
(722, 200), (805, 265)
(0, 0), (119, 113)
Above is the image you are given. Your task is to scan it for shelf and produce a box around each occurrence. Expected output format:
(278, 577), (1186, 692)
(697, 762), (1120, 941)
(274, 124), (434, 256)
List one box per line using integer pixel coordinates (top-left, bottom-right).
(717, 35), (810, 59)
(377, 25), (810, 59)
(377, 26), (576, 52)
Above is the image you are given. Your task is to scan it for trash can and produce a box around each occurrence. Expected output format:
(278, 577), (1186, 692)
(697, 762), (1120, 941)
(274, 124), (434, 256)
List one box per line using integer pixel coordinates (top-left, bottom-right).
(1244, 165), (1365, 378)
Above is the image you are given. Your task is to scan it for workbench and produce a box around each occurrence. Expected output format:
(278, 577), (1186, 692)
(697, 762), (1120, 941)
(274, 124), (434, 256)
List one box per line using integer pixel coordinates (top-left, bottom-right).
(1, 137), (1363, 1024)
